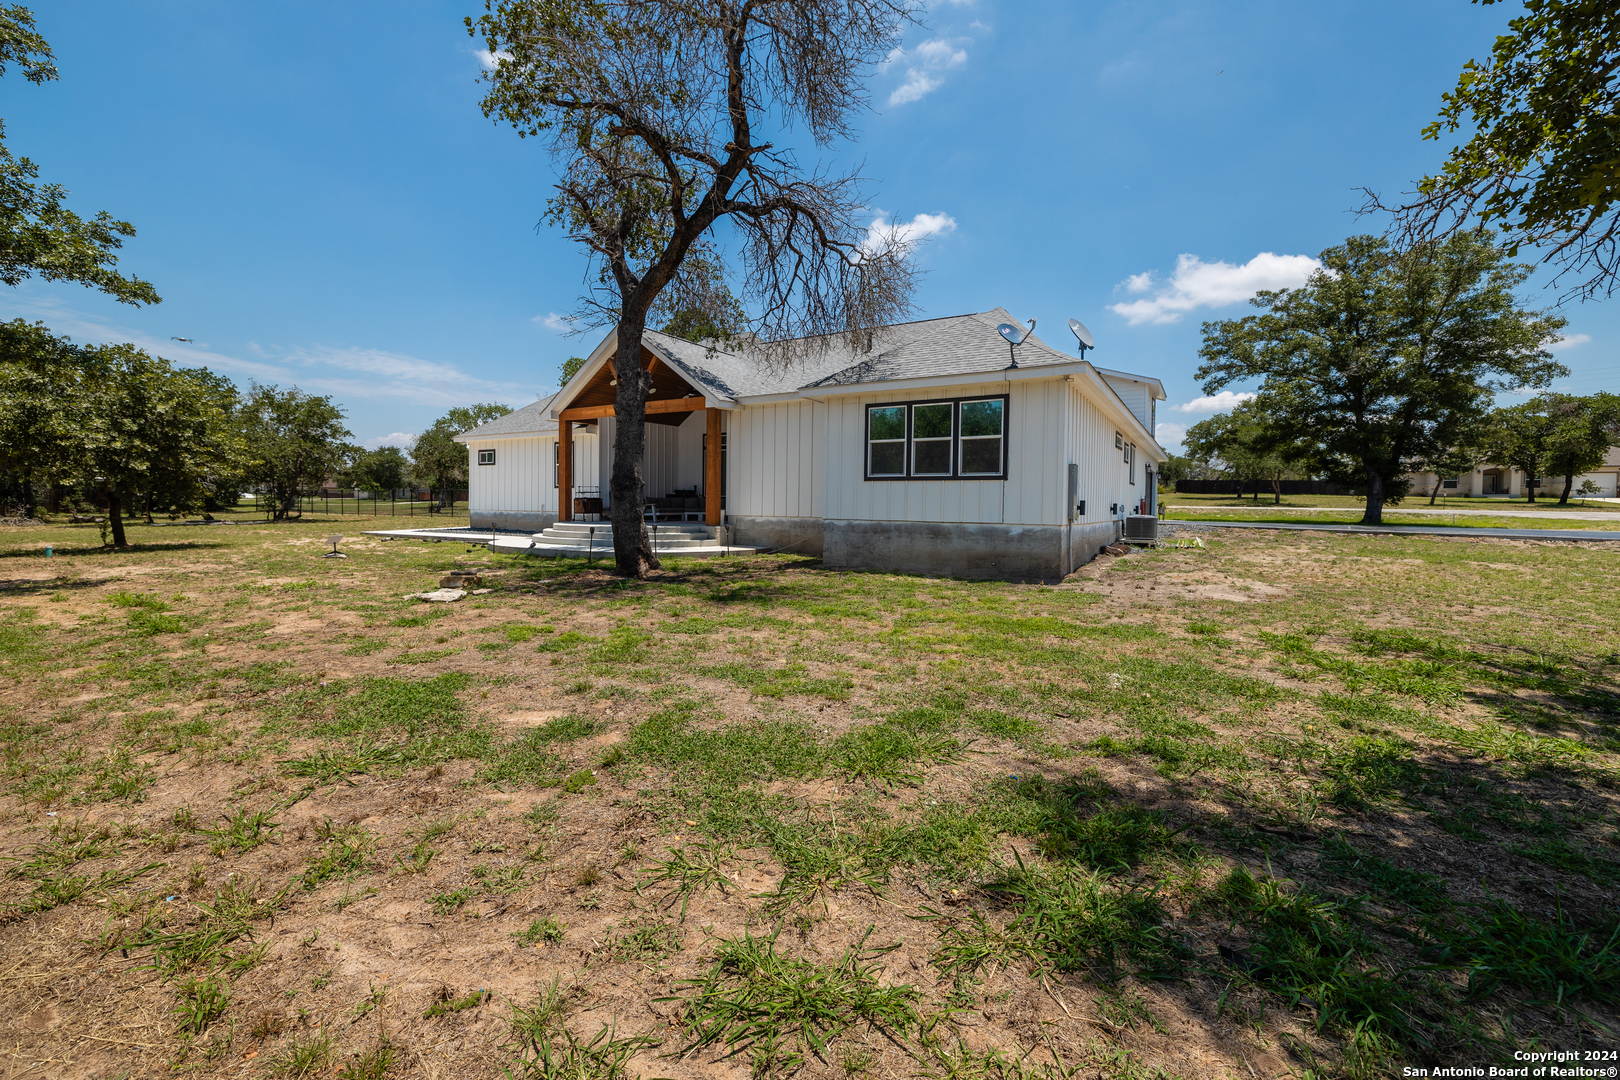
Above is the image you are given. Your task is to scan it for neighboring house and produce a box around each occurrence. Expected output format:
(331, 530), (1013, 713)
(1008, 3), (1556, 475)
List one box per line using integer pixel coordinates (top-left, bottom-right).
(454, 308), (1167, 577)
(1409, 446), (1620, 499)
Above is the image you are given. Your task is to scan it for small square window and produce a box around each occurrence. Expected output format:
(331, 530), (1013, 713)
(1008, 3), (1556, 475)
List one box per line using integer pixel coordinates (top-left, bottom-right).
(477, 449), (496, 466)
(1115, 432), (1123, 450)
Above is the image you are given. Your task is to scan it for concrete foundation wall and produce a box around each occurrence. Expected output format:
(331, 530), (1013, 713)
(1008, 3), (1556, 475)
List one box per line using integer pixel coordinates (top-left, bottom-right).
(472, 509), (557, 533)
(1067, 519), (1124, 573)
(823, 519), (1077, 579)
(729, 516), (825, 556)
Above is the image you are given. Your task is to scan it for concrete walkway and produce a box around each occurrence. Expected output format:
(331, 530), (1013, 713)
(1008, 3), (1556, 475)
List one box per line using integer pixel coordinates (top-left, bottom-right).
(362, 526), (525, 544)
(1165, 504), (1620, 521)
(1165, 519), (1620, 542)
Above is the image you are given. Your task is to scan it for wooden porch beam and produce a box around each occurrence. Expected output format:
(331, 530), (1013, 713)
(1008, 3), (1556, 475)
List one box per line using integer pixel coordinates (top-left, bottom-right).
(559, 396), (708, 422)
(705, 407), (722, 527)
(557, 420), (572, 522)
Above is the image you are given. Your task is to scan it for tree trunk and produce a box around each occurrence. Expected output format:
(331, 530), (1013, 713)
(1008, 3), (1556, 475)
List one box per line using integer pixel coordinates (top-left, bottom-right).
(1559, 473), (1574, 504)
(1525, 464), (1537, 503)
(20, 475), (35, 519)
(1361, 468), (1384, 525)
(608, 321), (661, 577)
(106, 490), (128, 548)
(1272, 477), (1281, 504)
(1428, 479), (1441, 505)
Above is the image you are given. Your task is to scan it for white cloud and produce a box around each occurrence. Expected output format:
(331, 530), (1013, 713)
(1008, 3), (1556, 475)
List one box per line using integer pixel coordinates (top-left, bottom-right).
(1172, 390), (1256, 414)
(1155, 422), (1189, 449)
(862, 210), (957, 255)
(536, 312), (576, 332)
(1549, 333), (1591, 351)
(1109, 252), (1321, 325)
(474, 49), (511, 70)
(362, 432), (416, 450)
(885, 38), (968, 105)
(0, 295), (538, 410)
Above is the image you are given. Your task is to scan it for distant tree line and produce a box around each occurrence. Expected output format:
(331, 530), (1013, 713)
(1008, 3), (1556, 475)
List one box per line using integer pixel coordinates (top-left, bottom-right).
(0, 7), (514, 544)
(0, 320), (513, 543)
(1160, 230), (1619, 522)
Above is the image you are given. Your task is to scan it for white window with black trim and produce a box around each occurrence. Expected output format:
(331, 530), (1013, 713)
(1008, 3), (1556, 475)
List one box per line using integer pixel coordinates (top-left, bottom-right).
(476, 449), (496, 466)
(864, 396), (1007, 480)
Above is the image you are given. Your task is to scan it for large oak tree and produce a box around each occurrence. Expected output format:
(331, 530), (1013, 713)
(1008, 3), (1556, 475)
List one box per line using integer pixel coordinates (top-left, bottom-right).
(1197, 233), (1566, 525)
(470, 0), (921, 576)
(240, 385), (353, 523)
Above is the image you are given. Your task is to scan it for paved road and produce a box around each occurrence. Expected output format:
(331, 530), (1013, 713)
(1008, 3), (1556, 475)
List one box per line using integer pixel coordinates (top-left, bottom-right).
(1165, 519), (1620, 542)
(1165, 504), (1620, 521)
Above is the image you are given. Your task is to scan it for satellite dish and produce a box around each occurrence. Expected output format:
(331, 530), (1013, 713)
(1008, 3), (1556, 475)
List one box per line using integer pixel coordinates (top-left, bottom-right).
(1068, 318), (1095, 353)
(996, 322), (1026, 346)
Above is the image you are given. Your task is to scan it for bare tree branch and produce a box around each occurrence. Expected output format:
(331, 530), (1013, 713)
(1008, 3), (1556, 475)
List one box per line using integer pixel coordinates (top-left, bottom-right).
(469, 0), (925, 576)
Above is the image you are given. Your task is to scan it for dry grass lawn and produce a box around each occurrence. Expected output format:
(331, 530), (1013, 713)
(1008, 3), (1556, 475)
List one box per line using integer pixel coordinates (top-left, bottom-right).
(0, 515), (1615, 1080)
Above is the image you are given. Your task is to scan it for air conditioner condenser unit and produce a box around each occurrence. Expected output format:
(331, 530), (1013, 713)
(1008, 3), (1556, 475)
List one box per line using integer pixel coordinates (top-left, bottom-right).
(1123, 515), (1158, 544)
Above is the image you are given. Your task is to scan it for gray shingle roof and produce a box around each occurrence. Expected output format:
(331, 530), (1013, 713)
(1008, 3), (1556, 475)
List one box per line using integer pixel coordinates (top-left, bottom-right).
(454, 393), (560, 441)
(799, 308), (1078, 388)
(645, 308), (1082, 397)
(461, 309), (1116, 441)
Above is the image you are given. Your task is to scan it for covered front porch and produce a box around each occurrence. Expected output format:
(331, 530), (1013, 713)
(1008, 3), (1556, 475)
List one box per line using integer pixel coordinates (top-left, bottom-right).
(555, 344), (728, 527)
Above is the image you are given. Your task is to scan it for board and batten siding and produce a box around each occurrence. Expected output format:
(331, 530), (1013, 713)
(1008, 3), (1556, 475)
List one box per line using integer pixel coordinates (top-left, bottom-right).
(1064, 380), (1142, 525)
(1099, 375), (1154, 432)
(596, 414), (707, 501)
(821, 379), (1070, 526)
(730, 401), (821, 519)
(465, 433), (600, 515)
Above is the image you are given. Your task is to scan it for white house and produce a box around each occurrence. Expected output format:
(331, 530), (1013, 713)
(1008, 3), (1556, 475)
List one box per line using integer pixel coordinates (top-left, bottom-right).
(454, 308), (1167, 578)
(1408, 446), (1620, 500)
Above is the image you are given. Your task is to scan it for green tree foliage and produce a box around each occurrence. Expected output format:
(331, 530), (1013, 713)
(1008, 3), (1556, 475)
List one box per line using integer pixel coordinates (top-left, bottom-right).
(347, 445), (410, 494)
(1545, 392), (1620, 503)
(655, 251), (746, 344)
(1197, 233), (1566, 525)
(558, 356), (588, 385)
(470, 0), (919, 577)
(0, 323), (240, 533)
(72, 345), (243, 546)
(1485, 392), (1620, 504)
(1183, 401), (1311, 505)
(240, 385), (353, 522)
(411, 404), (512, 509)
(0, 319), (81, 516)
(1482, 399), (1558, 503)
(1155, 454), (1219, 488)
(1386, 0), (1620, 301)
(1409, 437), (1488, 505)
(0, 7), (158, 305)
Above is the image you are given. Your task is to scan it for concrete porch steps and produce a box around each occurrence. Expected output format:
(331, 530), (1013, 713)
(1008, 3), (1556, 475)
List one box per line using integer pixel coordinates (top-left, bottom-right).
(494, 520), (759, 559)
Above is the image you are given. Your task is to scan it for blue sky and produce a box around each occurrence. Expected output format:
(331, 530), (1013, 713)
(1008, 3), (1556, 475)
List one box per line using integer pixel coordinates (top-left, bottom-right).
(4, 0), (1615, 451)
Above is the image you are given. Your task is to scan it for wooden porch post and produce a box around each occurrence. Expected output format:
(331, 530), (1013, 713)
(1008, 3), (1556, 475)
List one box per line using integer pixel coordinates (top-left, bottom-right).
(705, 407), (722, 527)
(557, 421), (572, 523)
